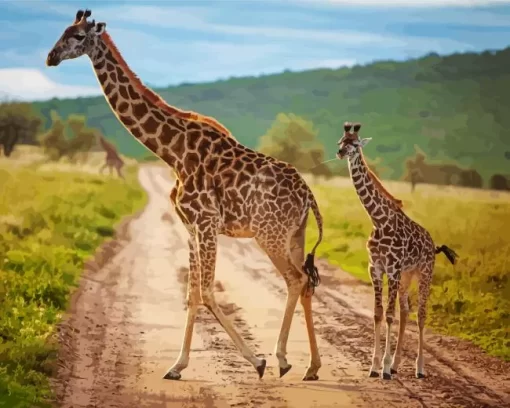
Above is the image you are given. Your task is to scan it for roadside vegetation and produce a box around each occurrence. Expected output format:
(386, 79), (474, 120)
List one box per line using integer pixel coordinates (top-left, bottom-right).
(0, 152), (146, 407)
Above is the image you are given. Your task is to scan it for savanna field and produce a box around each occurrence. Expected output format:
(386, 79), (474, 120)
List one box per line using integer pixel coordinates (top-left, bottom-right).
(304, 174), (510, 361)
(0, 148), (509, 407)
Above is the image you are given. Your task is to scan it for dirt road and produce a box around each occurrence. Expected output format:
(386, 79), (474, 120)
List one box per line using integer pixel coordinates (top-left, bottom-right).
(54, 165), (510, 408)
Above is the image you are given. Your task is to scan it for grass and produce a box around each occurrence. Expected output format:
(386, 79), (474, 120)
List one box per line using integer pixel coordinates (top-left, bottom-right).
(0, 152), (147, 408)
(305, 175), (510, 361)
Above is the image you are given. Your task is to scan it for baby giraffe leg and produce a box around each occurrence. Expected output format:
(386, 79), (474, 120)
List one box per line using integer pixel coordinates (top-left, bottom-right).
(382, 277), (400, 379)
(416, 265), (433, 378)
(369, 265), (384, 377)
(391, 272), (413, 374)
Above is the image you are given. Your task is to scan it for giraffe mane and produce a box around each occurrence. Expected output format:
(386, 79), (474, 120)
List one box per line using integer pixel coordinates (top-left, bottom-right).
(360, 151), (403, 209)
(100, 33), (234, 138)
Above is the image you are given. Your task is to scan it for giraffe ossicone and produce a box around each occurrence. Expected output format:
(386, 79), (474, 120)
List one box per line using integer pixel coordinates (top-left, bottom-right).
(46, 9), (326, 382)
(337, 121), (458, 380)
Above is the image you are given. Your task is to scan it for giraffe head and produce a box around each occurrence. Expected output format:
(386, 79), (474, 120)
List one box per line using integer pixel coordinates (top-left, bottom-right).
(336, 122), (372, 159)
(46, 9), (106, 67)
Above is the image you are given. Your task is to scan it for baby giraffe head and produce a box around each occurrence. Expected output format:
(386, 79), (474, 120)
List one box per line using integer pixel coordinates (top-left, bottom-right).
(46, 9), (106, 67)
(336, 122), (372, 160)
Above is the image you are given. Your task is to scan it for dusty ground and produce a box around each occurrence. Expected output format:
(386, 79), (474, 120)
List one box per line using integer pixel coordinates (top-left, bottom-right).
(53, 165), (510, 408)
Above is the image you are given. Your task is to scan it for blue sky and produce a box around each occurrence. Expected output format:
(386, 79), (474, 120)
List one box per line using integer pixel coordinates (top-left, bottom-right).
(1, 0), (510, 101)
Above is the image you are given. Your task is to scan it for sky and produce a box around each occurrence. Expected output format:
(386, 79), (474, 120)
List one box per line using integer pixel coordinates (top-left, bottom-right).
(1, 0), (510, 101)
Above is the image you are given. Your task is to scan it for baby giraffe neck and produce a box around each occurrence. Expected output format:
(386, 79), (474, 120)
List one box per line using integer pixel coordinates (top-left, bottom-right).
(348, 152), (389, 226)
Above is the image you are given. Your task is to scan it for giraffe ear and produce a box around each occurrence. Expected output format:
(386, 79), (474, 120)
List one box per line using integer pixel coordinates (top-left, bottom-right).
(94, 22), (106, 35)
(358, 138), (372, 147)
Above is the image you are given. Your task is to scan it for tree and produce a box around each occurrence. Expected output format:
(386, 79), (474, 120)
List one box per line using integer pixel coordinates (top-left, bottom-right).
(0, 102), (41, 157)
(257, 113), (332, 177)
(38, 110), (68, 160)
(489, 174), (509, 191)
(38, 111), (100, 162)
(65, 114), (97, 162)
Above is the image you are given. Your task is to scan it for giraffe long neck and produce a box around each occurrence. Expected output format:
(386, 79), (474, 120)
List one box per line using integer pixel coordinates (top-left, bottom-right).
(88, 33), (187, 171)
(348, 151), (392, 227)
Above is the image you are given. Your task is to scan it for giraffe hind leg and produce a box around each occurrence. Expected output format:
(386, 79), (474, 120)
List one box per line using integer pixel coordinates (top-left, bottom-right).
(382, 274), (400, 380)
(256, 222), (321, 381)
(291, 222), (321, 381)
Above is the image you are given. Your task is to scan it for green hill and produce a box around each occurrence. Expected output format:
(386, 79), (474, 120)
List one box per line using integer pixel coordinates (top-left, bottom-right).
(31, 47), (510, 182)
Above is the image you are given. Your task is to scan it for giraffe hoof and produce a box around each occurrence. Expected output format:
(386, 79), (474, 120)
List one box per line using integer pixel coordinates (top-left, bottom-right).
(391, 368), (398, 375)
(163, 370), (181, 381)
(279, 365), (292, 378)
(302, 374), (319, 381)
(382, 372), (392, 380)
(416, 373), (426, 379)
(369, 371), (379, 378)
(256, 359), (267, 379)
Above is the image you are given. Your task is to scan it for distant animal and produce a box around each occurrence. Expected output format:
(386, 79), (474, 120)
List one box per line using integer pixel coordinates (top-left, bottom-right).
(46, 9), (325, 382)
(337, 121), (458, 380)
(98, 134), (124, 179)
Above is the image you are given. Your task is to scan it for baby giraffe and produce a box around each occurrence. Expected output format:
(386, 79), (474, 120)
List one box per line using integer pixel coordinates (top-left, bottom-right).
(337, 122), (458, 380)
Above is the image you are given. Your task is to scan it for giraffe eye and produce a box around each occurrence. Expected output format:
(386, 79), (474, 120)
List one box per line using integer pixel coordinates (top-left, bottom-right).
(73, 34), (86, 41)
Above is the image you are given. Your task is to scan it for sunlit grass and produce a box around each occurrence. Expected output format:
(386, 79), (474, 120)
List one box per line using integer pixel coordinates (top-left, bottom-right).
(305, 175), (510, 361)
(0, 155), (146, 408)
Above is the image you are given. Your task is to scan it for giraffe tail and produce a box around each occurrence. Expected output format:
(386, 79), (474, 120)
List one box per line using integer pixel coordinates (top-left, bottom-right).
(435, 245), (458, 265)
(302, 194), (324, 294)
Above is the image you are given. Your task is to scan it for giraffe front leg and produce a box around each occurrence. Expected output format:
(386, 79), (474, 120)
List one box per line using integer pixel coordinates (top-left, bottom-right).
(163, 236), (200, 380)
(382, 277), (400, 380)
(369, 265), (384, 378)
(198, 226), (266, 378)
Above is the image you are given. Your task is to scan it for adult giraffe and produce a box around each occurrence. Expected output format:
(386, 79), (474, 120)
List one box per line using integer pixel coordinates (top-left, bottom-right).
(46, 10), (324, 382)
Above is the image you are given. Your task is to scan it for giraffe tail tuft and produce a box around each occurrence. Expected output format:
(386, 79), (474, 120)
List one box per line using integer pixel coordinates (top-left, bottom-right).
(303, 253), (321, 294)
(435, 245), (458, 265)
(302, 194), (323, 294)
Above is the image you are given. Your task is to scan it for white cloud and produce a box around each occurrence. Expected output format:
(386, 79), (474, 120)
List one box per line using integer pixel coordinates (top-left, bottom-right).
(84, 5), (395, 46)
(0, 68), (101, 101)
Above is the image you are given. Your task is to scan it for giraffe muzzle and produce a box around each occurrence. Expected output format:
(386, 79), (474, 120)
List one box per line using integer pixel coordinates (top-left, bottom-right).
(46, 50), (61, 67)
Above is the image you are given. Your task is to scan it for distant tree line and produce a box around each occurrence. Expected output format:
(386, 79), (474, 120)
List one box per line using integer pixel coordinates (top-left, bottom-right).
(2, 101), (509, 191)
(257, 112), (510, 191)
(0, 103), (107, 163)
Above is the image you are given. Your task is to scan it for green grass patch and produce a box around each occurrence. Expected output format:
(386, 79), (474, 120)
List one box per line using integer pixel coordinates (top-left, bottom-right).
(0, 165), (147, 407)
(306, 180), (510, 361)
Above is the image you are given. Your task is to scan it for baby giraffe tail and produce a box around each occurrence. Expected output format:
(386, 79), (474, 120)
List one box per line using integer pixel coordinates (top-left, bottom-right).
(303, 195), (323, 294)
(435, 245), (458, 265)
